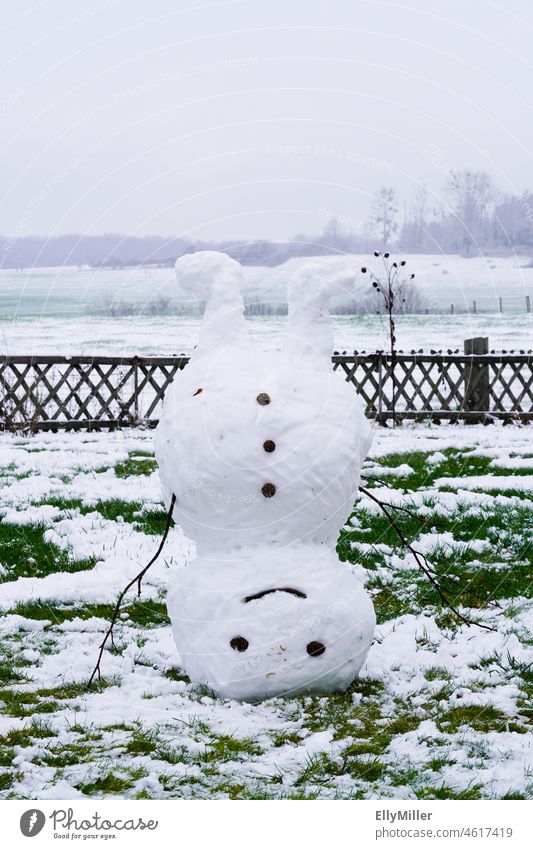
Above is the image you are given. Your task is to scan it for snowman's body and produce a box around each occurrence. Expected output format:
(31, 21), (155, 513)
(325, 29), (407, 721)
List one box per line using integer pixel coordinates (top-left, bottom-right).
(155, 251), (375, 701)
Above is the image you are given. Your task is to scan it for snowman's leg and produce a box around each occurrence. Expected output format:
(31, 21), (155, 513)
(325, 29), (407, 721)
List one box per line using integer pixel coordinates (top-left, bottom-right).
(174, 251), (251, 356)
(282, 263), (358, 367)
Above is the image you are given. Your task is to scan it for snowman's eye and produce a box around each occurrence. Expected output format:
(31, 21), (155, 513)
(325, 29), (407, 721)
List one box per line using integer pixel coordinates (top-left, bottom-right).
(230, 636), (249, 652)
(307, 641), (326, 657)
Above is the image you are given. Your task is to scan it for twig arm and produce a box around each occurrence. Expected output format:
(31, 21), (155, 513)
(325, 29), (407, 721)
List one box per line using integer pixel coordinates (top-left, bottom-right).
(359, 486), (495, 632)
(87, 493), (176, 688)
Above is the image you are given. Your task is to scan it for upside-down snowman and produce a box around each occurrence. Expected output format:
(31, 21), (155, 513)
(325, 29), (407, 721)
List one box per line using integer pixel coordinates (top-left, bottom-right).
(155, 251), (375, 701)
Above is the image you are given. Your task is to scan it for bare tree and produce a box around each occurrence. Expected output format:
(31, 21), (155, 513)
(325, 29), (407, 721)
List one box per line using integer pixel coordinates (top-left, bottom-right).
(368, 186), (399, 248)
(444, 169), (496, 255)
(361, 252), (417, 423)
(492, 191), (533, 247)
(401, 184), (430, 251)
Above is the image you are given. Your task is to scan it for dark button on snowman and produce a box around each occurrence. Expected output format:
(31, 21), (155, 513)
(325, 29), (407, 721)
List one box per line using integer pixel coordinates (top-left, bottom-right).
(155, 251), (375, 701)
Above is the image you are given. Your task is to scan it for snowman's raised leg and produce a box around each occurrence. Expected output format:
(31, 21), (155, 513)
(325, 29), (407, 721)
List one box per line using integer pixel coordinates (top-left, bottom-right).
(283, 262), (357, 369)
(281, 260), (373, 467)
(174, 250), (251, 357)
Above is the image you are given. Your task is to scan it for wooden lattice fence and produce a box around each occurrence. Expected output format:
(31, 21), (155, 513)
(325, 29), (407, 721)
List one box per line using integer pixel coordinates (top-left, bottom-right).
(0, 345), (531, 431)
(333, 352), (532, 422)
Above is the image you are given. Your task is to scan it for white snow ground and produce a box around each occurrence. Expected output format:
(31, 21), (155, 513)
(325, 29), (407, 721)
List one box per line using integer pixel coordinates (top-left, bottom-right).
(0, 423), (531, 800)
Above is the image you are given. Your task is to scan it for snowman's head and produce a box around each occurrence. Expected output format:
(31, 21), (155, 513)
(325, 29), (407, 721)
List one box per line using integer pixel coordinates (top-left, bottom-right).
(167, 547), (375, 701)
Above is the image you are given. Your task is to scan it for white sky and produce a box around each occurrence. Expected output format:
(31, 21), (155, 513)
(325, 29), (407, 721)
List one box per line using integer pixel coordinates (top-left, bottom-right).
(1, 0), (532, 240)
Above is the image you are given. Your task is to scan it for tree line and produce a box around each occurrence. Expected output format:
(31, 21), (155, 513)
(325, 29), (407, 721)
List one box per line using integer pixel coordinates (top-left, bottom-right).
(323, 171), (533, 257)
(1, 169), (531, 269)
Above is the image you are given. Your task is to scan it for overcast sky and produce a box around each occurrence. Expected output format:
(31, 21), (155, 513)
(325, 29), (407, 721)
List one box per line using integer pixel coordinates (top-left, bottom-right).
(1, 0), (532, 241)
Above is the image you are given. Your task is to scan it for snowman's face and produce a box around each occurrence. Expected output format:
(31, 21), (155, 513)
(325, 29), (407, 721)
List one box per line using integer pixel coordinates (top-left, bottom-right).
(168, 558), (375, 701)
(218, 588), (343, 700)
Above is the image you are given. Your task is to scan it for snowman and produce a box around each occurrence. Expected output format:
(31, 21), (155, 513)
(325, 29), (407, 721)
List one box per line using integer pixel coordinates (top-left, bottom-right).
(155, 251), (375, 701)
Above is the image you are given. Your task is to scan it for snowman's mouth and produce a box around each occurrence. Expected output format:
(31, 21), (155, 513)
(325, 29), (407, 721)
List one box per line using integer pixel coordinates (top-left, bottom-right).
(243, 587), (307, 603)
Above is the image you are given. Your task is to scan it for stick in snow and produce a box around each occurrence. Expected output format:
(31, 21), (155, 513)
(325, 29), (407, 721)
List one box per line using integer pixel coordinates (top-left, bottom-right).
(359, 486), (496, 632)
(87, 493), (176, 688)
(360, 478), (500, 611)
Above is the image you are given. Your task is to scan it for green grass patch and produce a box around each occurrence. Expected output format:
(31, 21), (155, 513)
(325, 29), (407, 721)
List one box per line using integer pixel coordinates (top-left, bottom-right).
(35, 742), (95, 768)
(76, 770), (147, 796)
(0, 680), (111, 718)
(416, 783), (484, 800)
(0, 521), (96, 582)
(0, 656), (31, 686)
(124, 729), (158, 757)
(32, 496), (169, 537)
(0, 720), (56, 750)
(164, 667), (190, 684)
(200, 734), (264, 764)
(114, 452), (158, 479)
(89, 499), (168, 535)
(365, 448), (533, 493)
(436, 705), (527, 735)
(9, 599), (170, 628)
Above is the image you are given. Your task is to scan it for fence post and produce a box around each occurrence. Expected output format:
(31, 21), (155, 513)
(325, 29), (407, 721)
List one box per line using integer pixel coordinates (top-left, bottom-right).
(527, 295), (531, 313)
(133, 356), (139, 423)
(463, 337), (489, 422)
(377, 352), (383, 420)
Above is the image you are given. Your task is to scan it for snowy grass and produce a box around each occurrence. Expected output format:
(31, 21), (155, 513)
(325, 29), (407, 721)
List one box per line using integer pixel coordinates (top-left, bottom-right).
(0, 425), (531, 800)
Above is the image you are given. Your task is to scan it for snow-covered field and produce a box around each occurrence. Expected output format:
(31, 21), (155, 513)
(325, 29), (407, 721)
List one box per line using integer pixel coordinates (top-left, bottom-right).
(3, 255), (533, 317)
(1, 255), (532, 357)
(2, 313), (533, 359)
(0, 423), (531, 800)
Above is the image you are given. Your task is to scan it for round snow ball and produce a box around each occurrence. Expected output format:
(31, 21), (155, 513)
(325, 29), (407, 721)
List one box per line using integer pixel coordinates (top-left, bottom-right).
(263, 439), (276, 452)
(256, 392), (271, 405)
(230, 636), (249, 652)
(261, 482), (276, 498)
(307, 641), (326, 656)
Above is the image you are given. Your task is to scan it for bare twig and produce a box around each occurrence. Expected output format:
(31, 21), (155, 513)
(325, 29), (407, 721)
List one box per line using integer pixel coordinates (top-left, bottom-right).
(361, 476), (450, 528)
(359, 485), (496, 631)
(87, 493), (176, 688)
(360, 479), (500, 606)
(362, 475), (399, 487)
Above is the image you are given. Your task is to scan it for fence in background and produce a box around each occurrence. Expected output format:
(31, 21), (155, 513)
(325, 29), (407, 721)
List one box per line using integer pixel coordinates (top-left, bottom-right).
(0, 339), (531, 431)
(447, 295), (531, 314)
